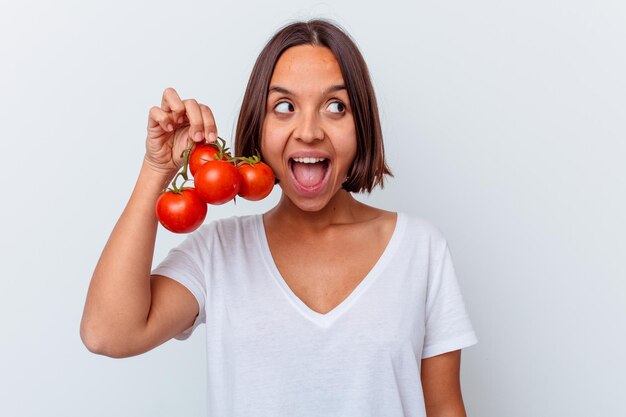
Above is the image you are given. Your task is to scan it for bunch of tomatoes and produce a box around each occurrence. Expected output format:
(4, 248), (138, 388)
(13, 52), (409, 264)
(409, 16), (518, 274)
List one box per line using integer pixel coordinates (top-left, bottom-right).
(156, 137), (275, 233)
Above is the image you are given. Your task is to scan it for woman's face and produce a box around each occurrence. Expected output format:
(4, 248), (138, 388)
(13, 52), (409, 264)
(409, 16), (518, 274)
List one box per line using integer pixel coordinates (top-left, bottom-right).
(261, 45), (357, 212)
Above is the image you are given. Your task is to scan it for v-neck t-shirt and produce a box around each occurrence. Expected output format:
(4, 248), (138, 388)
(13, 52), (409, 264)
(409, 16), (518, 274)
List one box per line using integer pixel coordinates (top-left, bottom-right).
(151, 212), (478, 417)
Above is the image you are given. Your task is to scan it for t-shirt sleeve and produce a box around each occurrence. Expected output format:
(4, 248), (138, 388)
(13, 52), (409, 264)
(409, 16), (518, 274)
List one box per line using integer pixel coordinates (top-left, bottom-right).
(422, 241), (478, 359)
(151, 226), (209, 341)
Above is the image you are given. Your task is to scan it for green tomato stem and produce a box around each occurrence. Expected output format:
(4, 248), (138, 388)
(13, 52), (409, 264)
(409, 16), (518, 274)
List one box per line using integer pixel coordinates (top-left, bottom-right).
(216, 136), (230, 160)
(179, 143), (193, 181)
(167, 143), (194, 194)
(228, 153), (261, 166)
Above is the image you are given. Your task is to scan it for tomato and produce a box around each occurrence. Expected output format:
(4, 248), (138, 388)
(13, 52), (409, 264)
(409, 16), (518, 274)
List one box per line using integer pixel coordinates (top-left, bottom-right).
(194, 160), (241, 205)
(189, 143), (230, 177)
(156, 188), (207, 233)
(237, 162), (275, 201)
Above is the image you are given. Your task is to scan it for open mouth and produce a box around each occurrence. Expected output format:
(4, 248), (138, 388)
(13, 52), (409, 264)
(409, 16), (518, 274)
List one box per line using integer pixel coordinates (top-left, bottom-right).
(288, 157), (331, 193)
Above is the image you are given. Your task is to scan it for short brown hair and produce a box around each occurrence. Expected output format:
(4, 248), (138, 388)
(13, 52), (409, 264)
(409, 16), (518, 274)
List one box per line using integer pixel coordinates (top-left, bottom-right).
(234, 19), (392, 193)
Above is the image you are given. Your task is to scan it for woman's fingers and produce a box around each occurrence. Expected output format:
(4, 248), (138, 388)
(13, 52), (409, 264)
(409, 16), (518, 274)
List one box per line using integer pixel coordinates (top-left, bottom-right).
(199, 104), (218, 143)
(161, 88), (185, 124)
(156, 87), (218, 144)
(149, 106), (175, 133)
(182, 98), (205, 142)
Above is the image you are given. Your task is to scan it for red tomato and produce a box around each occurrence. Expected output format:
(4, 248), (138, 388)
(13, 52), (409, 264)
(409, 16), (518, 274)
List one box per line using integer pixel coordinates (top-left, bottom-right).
(237, 162), (275, 201)
(194, 160), (241, 205)
(156, 188), (207, 233)
(189, 143), (230, 177)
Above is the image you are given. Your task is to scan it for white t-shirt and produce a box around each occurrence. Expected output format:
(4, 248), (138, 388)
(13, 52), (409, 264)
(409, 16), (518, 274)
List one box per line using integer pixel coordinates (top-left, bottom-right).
(152, 212), (478, 417)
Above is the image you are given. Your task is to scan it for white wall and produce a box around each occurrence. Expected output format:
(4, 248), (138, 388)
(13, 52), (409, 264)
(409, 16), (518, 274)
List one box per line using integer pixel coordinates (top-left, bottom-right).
(1, 1), (624, 416)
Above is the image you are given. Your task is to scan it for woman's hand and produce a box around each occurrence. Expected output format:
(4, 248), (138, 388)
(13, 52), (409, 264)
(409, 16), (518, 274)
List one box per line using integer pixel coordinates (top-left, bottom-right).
(144, 87), (218, 176)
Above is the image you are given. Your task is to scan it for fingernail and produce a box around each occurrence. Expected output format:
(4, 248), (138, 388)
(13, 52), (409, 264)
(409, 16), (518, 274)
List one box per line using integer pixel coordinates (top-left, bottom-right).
(208, 132), (216, 143)
(167, 124), (173, 132)
(195, 131), (203, 141)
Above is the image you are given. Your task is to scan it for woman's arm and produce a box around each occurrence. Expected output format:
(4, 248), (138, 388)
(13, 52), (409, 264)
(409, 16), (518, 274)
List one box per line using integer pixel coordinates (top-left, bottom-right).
(421, 350), (468, 417)
(80, 88), (217, 358)
(80, 159), (203, 358)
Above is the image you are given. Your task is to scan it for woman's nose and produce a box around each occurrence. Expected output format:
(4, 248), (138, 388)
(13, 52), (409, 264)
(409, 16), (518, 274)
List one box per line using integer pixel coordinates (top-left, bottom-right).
(293, 110), (324, 143)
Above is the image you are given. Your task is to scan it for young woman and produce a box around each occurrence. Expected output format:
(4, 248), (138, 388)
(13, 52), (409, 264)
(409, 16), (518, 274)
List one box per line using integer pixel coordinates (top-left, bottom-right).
(81, 19), (478, 417)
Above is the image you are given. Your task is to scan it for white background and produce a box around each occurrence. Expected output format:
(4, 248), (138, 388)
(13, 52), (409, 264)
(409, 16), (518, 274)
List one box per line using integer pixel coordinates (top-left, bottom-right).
(1, 1), (625, 416)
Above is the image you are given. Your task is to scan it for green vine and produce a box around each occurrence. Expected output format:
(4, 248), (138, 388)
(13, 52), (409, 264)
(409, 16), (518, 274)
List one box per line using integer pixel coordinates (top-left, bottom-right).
(228, 149), (262, 166)
(167, 143), (194, 194)
(162, 136), (243, 194)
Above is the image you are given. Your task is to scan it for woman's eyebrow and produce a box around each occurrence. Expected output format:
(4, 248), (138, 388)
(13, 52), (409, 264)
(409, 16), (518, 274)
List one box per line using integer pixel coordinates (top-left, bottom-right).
(323, 84), (347, 95)
(268, 84), (347, 96)
(268, 85), (291, 95)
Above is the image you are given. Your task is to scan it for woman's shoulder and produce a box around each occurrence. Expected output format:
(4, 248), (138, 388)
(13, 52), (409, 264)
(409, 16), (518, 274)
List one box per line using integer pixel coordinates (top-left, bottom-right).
(189, 214), (260, 242)
(208, 214), (260, 235)
(397, 212), (449, 246)
(357, 204), (448, 246)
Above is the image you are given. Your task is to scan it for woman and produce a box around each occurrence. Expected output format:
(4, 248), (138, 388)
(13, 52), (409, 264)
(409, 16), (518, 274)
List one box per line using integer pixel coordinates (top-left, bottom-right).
(81, 19), (478, 417)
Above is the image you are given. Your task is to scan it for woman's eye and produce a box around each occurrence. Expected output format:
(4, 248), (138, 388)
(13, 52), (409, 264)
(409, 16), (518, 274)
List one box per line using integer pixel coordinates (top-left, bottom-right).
(274, 102), (294, 113)
(327, 101), (345, 113)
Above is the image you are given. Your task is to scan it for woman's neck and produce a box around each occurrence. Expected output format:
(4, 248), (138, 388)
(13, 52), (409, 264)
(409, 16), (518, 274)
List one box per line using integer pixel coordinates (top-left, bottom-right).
(265, 189), (369, 232)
